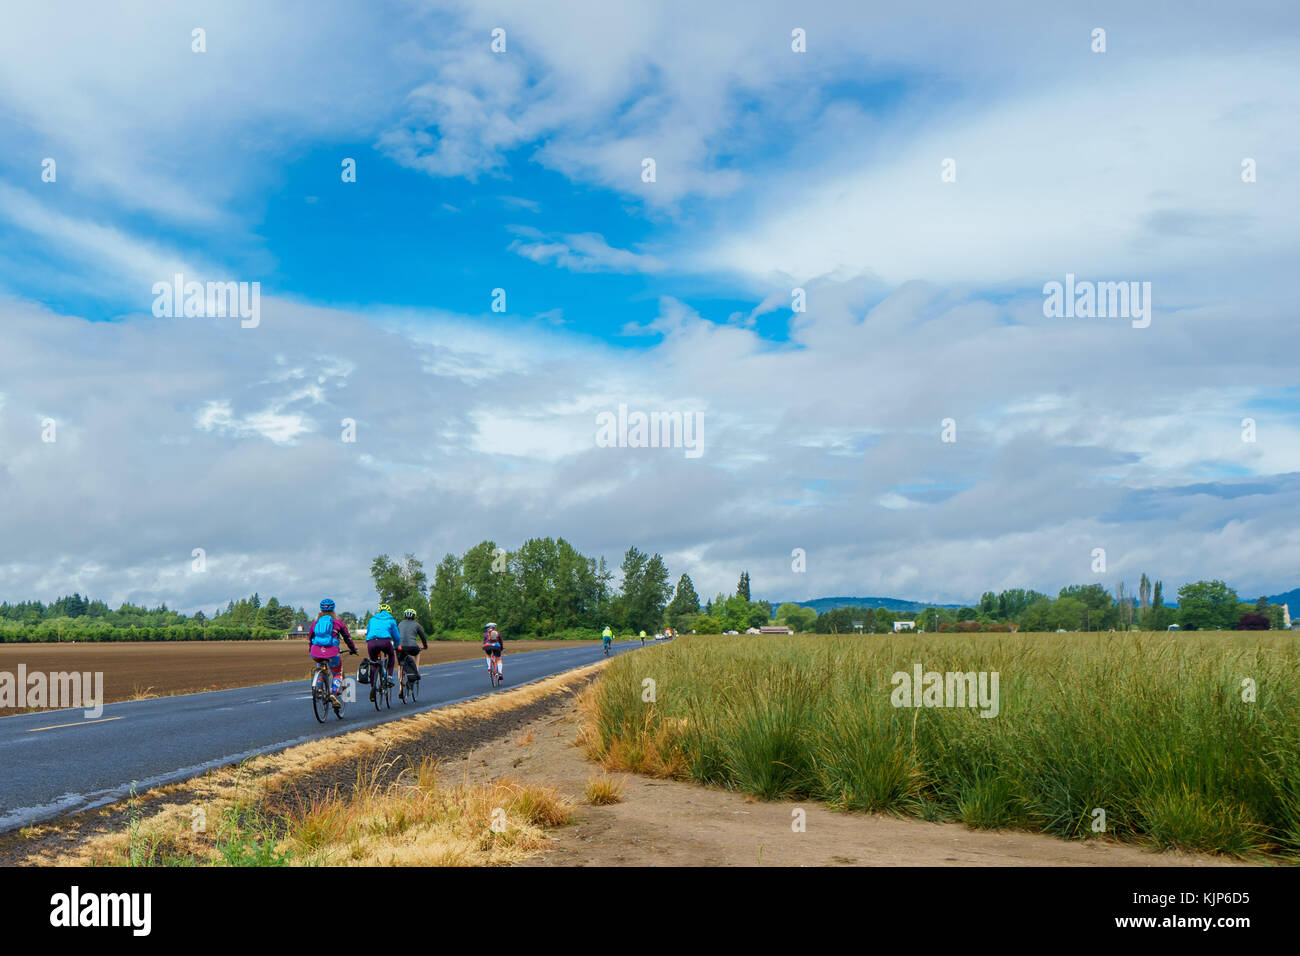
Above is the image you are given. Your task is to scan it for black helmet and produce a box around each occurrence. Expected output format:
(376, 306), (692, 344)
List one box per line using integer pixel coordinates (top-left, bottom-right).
(403, 608), (416, 620)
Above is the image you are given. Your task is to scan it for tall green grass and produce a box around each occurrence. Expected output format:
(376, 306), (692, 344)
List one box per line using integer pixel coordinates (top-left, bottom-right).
(585, 633), (1300, 859)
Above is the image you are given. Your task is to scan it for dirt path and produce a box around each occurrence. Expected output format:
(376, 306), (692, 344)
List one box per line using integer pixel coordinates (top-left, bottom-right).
(454, 696), (1246, 868)
(0, 639), (598, 712)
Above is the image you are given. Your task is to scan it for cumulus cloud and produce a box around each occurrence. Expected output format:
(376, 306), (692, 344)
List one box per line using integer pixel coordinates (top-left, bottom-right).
(1, 279), (1297, 615)
(1, 0), (1297, 617)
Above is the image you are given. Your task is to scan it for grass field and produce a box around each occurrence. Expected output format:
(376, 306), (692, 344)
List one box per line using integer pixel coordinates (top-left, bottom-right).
(583, 632), (1300, 860)
(0, 639), (600, 713)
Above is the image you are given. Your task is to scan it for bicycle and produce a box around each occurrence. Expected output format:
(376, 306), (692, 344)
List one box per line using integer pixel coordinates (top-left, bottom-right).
(485, 652), (503, 687)
(397, 647), (420, 703)
(603, 640), (611, 657)
(310, 659), (348, 723)
(368, 654), (393, 711)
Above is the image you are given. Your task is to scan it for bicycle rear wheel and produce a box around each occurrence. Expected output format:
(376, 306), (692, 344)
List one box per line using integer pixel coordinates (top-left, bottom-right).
(403, 660), (419, 702)
(312, 672), (328, 723)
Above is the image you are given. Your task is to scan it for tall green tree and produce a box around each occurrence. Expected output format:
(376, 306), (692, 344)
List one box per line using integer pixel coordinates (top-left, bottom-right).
(1176, 580), (1240, 630)
(618, 548), (672, 631)
(666, 573), (701, 630)
(429, 553), (468, 633)
(370, 553), (429, 623)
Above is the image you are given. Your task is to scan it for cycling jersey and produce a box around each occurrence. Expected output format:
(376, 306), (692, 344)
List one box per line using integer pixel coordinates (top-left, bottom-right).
(365, 609), (401, 643)
(397, 619), (428, 649)
(308, 614), (357, 659)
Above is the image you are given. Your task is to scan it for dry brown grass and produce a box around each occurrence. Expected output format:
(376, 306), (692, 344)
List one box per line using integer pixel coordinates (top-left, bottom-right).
(577, 684), (689, 778)
(279, 758), (573, 866)
(584, 773), (626, 806)
(76, 753), (574, 867)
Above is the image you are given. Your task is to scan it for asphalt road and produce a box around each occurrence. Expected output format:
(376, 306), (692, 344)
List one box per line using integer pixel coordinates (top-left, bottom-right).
(0, 638), (648, 833)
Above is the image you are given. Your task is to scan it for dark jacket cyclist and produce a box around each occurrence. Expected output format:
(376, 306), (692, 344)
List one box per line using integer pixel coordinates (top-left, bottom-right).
(396, 609), (428, 699)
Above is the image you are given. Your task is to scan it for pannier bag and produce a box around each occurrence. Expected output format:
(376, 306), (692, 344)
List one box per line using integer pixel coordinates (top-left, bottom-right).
(357, 658), (372, 685)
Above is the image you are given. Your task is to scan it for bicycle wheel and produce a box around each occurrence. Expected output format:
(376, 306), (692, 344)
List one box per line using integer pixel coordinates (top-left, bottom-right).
(334, 683), (347, 719)
(383, 671), (392, 709)
(403, 660), (418, 702)
(408, 675), (418, 702)
(312, 672), (328, 723)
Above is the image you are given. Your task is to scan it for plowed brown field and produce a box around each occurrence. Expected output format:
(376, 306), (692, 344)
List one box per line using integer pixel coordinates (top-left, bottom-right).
(0, 639), (598, 713)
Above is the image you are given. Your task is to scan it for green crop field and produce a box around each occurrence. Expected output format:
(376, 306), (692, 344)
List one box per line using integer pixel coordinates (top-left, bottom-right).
(586, 633), (1300, 859)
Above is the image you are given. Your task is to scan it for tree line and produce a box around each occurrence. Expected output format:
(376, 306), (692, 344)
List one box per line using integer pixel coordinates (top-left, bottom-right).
(371, 540), (686, 638)
(788, 579), (1291, 633)
(0, 566), (1291, 643)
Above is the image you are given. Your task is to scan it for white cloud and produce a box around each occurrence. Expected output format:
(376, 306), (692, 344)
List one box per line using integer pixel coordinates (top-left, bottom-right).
(195, 401), (314, 445)
(700, 50), (1300, 288)
(507, 227), (665, 274)
(1, 278), (1297, 615)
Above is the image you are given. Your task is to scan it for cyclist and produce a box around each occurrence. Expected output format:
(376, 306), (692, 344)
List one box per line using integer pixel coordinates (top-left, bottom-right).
(308, 599), (358, 702)
(639, 629), (647, 647)
(601, 625), (613, 655)
(397, 609), (428, 700)
(365, 603), (401, 692)
(482, 621), (504, 683)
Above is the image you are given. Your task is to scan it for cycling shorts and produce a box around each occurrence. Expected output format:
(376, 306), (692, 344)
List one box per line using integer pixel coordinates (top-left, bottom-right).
(483, 643), (503, 657)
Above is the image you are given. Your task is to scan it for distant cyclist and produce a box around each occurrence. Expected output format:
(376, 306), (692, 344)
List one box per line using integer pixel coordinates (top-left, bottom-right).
(601, 625), (613, 655)
(639, 629), (647, 647)
(365, 603), (401, 691)
(483, 621), (504, 683)
(397, 609), (428, 700)
(308, 599), (358, 702)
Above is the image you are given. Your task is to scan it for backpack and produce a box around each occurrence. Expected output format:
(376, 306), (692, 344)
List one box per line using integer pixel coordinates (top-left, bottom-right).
(357, 658), (372, 685)
(401, 654), (420, 681)
(311, 616), (337, 647)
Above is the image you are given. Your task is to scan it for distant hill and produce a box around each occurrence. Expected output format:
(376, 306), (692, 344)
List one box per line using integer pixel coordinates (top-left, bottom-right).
(1266, 588), (1300, 610)
(766, 595), (967, 614)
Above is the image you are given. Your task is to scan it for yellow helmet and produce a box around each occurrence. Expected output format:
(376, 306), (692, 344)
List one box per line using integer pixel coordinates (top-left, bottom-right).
(378, 603), (392, 613)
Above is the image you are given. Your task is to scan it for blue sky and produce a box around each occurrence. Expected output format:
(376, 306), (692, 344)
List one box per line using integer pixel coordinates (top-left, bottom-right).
(1, 0), (1298, 612)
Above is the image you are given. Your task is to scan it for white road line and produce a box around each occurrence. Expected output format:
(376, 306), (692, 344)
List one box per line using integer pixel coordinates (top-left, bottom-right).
(27, 716), (125, 733)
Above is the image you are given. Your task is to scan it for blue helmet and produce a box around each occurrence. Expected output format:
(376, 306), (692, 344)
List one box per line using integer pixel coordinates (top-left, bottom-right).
(320, 598), (336, 612)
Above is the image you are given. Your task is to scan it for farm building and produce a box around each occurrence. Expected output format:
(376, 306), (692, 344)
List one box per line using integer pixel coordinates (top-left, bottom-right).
(759, 625), (794, 635)
(286, 622), (311, 639)
(893, 621), (915, 632)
